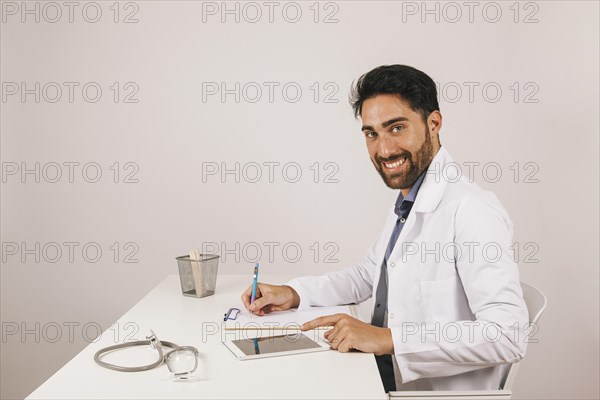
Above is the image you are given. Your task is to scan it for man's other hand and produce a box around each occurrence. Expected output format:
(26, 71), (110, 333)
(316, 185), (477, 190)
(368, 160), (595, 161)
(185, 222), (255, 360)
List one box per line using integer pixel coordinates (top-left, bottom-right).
(301, 313), (394, 355)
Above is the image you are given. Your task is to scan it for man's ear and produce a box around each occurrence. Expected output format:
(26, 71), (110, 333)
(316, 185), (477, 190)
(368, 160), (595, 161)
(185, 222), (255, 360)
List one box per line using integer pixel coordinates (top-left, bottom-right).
(428, 110), (442, 134)
(428, 111), (442, 145)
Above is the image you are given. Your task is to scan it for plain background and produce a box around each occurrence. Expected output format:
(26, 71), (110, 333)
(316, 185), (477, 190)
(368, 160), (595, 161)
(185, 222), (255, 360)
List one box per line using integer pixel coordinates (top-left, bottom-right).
(1, 1), (598, 399)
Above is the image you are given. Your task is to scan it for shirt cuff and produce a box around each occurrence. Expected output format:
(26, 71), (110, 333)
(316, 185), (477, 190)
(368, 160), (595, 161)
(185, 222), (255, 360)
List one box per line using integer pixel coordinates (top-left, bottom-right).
(390, 326), (420, 383)
(284, 279), (311, 311)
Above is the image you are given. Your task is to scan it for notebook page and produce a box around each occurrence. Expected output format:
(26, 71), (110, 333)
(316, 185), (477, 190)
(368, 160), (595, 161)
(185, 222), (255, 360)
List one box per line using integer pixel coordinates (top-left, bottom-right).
(224, 305), (353, 330)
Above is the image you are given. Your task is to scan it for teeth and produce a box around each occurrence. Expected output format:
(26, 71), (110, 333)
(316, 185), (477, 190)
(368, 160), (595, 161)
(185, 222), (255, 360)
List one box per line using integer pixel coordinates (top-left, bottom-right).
(384, 157), (406, 169)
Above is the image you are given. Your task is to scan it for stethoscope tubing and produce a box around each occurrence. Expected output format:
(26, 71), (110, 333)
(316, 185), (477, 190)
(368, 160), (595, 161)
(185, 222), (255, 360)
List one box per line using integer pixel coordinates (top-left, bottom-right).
(94, 340), (180, 372)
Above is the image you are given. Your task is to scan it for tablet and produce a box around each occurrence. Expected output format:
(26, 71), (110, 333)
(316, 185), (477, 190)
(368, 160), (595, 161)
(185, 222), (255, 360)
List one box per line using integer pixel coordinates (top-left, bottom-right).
(223, 333), (330, 360)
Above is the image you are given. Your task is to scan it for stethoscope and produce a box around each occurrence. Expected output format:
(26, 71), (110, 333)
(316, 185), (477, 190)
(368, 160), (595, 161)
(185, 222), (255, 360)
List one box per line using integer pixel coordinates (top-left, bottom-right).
(94, 330), (200, 379)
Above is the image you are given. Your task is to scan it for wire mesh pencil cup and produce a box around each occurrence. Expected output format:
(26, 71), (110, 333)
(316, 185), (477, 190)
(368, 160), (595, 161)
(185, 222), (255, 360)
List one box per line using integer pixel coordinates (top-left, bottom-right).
(175, 254), (220, 298)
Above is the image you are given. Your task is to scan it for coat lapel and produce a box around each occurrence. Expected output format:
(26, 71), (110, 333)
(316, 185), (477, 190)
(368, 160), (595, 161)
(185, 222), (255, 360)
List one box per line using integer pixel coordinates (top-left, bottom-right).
(387, 147), (452, 262)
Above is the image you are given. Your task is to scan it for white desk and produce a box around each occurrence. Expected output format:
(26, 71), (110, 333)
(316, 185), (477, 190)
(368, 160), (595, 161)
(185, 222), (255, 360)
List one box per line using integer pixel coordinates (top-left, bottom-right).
(27, 274), (387, 399)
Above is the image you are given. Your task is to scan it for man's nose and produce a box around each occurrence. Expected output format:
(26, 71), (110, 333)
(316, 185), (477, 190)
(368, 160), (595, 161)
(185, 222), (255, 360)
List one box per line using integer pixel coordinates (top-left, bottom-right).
(377, 134), (398, 159)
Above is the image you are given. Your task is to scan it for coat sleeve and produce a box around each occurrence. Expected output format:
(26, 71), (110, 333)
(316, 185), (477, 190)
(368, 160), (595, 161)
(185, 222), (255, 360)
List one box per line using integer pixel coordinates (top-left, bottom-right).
(285, 225), (387, 311)
(392, 191), (530, 383)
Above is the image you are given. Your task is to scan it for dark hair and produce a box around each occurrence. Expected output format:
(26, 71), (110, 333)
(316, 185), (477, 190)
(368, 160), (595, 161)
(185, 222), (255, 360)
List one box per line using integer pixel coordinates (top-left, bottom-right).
(349, 65), (439, 121)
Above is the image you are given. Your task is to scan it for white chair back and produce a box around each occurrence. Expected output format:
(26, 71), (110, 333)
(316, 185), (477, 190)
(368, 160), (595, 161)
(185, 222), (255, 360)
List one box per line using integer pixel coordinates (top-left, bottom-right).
(520, 282), (547, 324)
(502, 282), (547, 390)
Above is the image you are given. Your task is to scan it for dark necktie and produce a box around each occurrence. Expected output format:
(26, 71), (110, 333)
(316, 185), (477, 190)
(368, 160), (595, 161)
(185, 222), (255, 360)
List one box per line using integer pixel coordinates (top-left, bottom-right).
(372, 200), (414, 392)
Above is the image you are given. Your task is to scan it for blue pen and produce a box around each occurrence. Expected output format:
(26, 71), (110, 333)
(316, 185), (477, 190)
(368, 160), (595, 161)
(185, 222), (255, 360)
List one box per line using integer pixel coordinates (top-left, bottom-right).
(253, 337), (260, 355)
(250, 263), (259, 308)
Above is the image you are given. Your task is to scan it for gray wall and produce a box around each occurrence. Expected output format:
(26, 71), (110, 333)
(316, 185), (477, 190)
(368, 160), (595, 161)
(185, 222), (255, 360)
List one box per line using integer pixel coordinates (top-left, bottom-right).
(1, 1), (598, 399)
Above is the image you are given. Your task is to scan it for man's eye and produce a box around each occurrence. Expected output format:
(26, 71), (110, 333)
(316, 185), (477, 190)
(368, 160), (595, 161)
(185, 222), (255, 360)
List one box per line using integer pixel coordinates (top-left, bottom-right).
(364, 131), (377, 138)
(392, 125), (404, 133)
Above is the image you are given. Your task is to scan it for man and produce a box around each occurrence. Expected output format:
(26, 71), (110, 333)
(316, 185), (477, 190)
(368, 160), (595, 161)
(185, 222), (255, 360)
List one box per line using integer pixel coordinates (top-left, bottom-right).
(241, 65), (529, 392)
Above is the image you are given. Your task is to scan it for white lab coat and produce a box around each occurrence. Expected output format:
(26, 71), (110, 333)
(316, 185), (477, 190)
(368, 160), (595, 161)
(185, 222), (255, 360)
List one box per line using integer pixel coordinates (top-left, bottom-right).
(287, 147), (529, 390)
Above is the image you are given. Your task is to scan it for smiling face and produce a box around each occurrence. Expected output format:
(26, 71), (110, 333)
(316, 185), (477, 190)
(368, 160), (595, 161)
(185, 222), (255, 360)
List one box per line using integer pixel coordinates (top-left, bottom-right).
(361, 94), (442, 194)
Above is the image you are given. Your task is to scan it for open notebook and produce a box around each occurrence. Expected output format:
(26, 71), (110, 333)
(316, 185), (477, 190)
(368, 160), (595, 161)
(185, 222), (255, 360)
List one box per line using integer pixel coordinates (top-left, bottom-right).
(224, 305), (355, 330)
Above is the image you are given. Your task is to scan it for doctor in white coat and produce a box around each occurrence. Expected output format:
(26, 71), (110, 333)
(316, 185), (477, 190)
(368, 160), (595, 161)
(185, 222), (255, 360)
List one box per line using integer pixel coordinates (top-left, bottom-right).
(242, 65), (529, 392)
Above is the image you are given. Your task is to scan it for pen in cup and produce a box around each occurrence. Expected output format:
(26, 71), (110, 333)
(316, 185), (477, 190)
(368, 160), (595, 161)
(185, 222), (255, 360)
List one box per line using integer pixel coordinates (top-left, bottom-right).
(250, 263), (259, 315)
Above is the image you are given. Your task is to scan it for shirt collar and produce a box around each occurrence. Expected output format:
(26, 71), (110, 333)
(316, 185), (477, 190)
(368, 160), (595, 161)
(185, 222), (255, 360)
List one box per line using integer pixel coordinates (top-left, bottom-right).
(394, 170), (427, 218)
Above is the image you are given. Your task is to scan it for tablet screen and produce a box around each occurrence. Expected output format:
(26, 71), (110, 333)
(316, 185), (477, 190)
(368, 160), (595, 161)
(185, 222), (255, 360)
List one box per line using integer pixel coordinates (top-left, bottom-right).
(231, 333), (322, 356)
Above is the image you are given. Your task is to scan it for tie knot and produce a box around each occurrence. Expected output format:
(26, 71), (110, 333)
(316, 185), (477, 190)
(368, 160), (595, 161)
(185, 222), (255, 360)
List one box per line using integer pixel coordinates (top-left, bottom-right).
(395, 200), (414, 219)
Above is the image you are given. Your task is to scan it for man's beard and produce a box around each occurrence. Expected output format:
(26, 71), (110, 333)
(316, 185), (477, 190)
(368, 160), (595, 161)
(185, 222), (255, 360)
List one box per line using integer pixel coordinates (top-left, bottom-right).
(374, 127), (435, 190)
